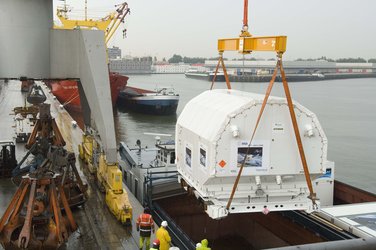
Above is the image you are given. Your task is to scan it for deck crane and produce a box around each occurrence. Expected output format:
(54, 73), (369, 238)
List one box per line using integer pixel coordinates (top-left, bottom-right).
(54, 2), (133, 225)
(55, 1), (130, 46)
(210, 0), (317, 214)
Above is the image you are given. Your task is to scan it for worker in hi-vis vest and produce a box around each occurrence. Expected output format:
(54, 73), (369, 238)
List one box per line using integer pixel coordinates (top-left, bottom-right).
(137, 207), (155, 250)
(196, 239), (211, 250)
(156, 221), (171, 250)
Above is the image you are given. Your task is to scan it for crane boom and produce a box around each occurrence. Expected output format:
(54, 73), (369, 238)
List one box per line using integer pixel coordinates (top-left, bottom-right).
(105, 3), (130, 45)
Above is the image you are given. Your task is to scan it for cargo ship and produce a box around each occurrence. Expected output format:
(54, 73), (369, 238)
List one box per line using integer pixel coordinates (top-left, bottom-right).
(184, 69), (209, 80)
(48, 72), (128, 112)
(117, 86), (179, 115)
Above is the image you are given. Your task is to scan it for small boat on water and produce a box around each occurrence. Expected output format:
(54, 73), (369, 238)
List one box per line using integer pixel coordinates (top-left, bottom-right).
(184, 69), (226, 82)
(184, 69), (209, 80)
(208, 71), (226, 82)
(117, 86), (179, 115)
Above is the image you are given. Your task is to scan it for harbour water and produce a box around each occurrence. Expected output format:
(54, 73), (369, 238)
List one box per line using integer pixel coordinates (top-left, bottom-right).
(115, 74), (376, 194)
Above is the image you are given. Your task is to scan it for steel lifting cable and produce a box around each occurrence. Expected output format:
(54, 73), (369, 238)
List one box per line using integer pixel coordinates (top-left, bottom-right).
(63, 94), (79, 107)
(61, 87), (80, 107)
(279, 59), (317, 203)
(225, 55), (317, 211)
(61, 87), (79, 106)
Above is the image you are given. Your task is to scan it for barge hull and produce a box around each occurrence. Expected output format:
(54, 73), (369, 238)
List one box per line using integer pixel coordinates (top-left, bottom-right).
(118, 98), (179, 115)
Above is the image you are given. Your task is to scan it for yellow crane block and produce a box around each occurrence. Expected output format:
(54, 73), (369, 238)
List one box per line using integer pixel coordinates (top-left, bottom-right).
(218, 36), (287, 54)
(78, 134), (133, 225)
(105, 188), (132, 225)
(98, 154), (132, 225)
(78, 134), (98, 174)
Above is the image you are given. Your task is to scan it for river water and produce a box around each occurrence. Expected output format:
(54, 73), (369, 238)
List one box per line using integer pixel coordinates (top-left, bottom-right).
(114, 74), (376, 193)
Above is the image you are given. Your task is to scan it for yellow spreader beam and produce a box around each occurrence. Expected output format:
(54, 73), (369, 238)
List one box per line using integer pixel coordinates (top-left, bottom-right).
(218, 36), (287, 54)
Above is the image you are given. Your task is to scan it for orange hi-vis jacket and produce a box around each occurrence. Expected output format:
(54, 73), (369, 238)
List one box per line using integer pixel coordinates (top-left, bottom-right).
(136, 213), (154, 237)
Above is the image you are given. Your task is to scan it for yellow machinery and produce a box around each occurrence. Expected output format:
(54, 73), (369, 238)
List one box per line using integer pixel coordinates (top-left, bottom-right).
(210, 0), (287, 90)
(99, 155), (132, 224)
(59, 2), (133, 225)
(54, 1), (130, 46)
(79, 134), (132, 225)
(78, 134), (96, 173)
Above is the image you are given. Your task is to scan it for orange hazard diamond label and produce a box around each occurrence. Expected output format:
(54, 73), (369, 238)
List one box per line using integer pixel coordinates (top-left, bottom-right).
(219, 160), (226, 168)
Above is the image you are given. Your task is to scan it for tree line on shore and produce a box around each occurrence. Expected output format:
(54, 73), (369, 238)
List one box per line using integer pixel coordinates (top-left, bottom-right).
(166, 54), (376, 64)
(296, 56), (376, 63)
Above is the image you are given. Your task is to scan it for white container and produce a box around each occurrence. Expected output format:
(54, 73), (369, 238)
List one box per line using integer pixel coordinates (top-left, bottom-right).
(176, 89), (334, 219)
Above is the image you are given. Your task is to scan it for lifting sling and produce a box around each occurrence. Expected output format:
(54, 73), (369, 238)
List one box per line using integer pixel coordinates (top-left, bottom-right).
(210, 54), (317, 212)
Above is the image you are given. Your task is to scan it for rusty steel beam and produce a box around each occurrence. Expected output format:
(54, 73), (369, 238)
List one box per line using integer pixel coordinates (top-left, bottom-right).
(59, 185), (78, 231)
(51, 119), (66, 147)
(0, 181), (26, 232)
(26, 120), (40, 149)
(9, 182), (29, 222)
(18, 179), (37, 249)
(50, 179), (68, 243)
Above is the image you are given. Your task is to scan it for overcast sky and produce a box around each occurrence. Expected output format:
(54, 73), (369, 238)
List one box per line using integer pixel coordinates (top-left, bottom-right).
(54, 0), (376, 61)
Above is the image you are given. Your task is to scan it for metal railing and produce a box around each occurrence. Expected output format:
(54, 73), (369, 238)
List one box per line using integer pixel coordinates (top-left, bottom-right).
(152, 202), (196, 250)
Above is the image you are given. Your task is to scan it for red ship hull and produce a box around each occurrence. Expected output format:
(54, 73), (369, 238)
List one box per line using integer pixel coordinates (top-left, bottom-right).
(49, 73), (128, 112)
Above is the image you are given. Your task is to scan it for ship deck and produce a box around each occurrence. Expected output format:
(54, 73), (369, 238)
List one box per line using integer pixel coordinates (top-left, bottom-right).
(0, 81), (156, 249)
(2, 80), (376, 250)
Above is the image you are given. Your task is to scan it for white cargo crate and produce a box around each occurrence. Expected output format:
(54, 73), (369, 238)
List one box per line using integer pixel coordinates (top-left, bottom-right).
(176, 89), (334, 219)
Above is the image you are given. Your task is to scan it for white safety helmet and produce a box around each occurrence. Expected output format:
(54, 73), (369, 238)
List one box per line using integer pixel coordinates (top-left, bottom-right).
(161, 221), (168, 227)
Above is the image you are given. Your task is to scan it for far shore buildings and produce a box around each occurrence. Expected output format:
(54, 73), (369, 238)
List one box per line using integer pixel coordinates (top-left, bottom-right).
(108, 46), (152, 74)
(107, 46), (121, 59)
(204, 60), (376, 75)
(110, 56), (153, 74)
(152, 62), (190, 74)
(108, 47), (375, 75)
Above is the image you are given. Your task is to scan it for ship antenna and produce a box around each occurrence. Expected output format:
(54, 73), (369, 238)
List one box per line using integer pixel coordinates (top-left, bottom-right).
(85, 0), (88, 21)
